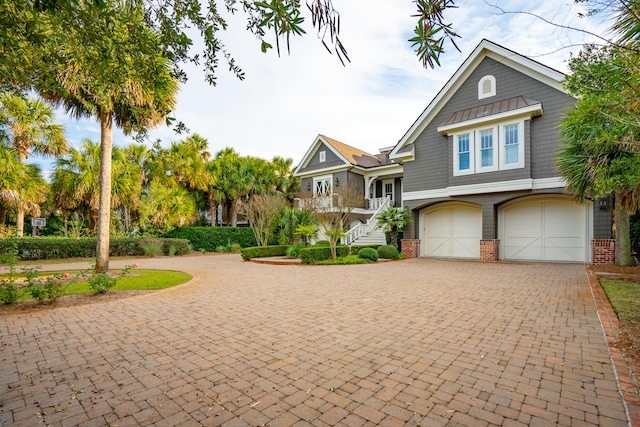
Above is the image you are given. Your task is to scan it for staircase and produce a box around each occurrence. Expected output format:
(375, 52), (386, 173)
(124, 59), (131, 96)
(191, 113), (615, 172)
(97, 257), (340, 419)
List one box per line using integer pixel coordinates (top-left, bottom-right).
(343, 196), (390, 246)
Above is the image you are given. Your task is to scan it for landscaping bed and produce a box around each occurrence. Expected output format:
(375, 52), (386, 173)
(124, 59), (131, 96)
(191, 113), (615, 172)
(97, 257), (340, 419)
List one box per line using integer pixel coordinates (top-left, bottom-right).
(589, 264), (640, 363)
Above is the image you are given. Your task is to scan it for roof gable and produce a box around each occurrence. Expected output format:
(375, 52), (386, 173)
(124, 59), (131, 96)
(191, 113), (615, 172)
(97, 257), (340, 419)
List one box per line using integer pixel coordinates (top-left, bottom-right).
(390, 39), (567, 158)
(294, 134), (388, 176)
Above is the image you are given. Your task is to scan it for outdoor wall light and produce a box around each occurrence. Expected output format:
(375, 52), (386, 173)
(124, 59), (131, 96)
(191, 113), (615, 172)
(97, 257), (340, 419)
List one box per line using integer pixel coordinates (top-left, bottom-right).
(599, 197), (609, 210)
(307, 182), (311, 191)
(335, 177), (340, 186)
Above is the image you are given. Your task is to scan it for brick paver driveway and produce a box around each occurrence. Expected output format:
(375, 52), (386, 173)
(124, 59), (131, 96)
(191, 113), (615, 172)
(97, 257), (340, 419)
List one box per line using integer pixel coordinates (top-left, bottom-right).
(0, 255), (629, 426)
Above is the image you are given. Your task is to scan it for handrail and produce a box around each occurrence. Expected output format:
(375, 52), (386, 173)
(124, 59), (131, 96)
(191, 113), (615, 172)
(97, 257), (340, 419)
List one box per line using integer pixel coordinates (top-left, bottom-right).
(343, 196), (390, 245)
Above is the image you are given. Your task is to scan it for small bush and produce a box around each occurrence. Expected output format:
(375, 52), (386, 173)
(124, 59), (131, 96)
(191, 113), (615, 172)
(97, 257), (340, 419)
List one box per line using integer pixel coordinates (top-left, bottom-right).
(358, 247), (379, 262)
(168, 245), (177, 256)
(0, 283), (19, 304)
(314, 240), (330, 246)
(140, 238), (164, 257)
(299, 246), (350, 264)
(377, 245), (399, 260)
(88, 272), (116, 293)
(313, 255), (371, 265)
(286, 243), (305, 258)
(349, 245), (381, 255)
(23, 267), (67, 304)
(240, 245), (289, 260)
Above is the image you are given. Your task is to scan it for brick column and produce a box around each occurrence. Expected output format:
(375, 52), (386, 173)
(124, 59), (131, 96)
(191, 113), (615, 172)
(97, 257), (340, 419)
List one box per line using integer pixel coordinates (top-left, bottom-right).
(591, 239), (615, 265)
(401, 239), (420, 258)
(480, 239), (499, 262)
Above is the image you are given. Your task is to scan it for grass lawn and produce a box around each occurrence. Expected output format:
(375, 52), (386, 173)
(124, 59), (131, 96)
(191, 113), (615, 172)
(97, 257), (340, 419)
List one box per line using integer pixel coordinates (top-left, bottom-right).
(600, 279), (640, 323)
(1, 269), (192, 301)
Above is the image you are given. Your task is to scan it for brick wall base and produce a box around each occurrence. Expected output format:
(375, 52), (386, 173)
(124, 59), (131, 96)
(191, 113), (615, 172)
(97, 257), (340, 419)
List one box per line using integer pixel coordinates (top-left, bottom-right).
(401, 239), (420, 258)
(592, 239), (615, 265)
(480, 239), (500, 262)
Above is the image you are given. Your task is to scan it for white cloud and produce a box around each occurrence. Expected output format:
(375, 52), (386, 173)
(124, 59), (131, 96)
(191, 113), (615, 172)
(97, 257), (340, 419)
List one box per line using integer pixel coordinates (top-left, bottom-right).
(50, 1), (610, 169)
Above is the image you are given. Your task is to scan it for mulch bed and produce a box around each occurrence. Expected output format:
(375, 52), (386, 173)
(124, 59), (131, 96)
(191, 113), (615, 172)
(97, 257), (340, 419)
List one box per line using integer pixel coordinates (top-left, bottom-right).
(0, 290), (155, 316)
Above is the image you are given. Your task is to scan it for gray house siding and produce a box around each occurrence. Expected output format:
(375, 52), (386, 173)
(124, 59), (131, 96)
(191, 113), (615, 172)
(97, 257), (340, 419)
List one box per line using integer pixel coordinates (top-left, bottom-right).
(306, 142), (343, 168)
(593, 199), (613, 239)
(403, 57), (576, 193)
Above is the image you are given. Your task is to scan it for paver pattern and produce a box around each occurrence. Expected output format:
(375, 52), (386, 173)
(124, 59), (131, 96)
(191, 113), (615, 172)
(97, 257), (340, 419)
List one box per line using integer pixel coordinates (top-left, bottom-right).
(0, 255), (630, 426)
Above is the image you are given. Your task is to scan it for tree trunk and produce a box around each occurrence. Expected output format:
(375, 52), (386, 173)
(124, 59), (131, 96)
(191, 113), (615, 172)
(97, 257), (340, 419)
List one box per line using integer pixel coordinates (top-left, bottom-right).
(615, 193), (632, 266)
(96, 109), (113, 272)
(15, 151), (27, 237)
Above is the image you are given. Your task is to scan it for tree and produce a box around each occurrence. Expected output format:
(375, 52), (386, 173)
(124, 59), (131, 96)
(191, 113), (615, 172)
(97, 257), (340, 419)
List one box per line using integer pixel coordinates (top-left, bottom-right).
(139, 182), (197, 230)
(558, 44), (640, 266)
(0, 145), (47, 230)
(243, 194), (287, 246)
(377, 207), (411, 250)
(309, 184), (364, 260)
(0, 92), (67, 236)
(39, 1), (179, 272)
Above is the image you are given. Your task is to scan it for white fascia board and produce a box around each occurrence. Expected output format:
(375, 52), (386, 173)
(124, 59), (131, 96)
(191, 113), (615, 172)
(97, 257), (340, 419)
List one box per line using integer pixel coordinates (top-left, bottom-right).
(436, 104), (543, 135)
(294, 134), (350, 174)
(390, 39), (567, 157)
(294, 164), (350, 178)
(389, 145), (415, 162)
(402, 177), (567, 201)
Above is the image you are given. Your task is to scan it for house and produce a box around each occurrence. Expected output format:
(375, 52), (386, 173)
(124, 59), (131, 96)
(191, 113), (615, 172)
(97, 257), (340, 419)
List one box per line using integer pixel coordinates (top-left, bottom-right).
(293, 134), (403, 245)
(390, 39), (613, 263)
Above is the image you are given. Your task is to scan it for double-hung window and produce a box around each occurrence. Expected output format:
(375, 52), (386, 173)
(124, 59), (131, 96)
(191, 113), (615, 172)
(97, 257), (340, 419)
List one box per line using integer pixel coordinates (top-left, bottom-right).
(500, 122), (524, 169)
(478, 128), (497, 172)
(456, 133), (473, 175)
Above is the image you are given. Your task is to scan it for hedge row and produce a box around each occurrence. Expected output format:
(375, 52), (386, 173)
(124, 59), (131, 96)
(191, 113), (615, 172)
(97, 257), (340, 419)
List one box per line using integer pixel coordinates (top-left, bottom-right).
(299, 246), (350, 264)
(240, 245), (289, 261)
(0, 238), (190, 260)
(164, 227), (257, 252)
(349, 244), (381, 255)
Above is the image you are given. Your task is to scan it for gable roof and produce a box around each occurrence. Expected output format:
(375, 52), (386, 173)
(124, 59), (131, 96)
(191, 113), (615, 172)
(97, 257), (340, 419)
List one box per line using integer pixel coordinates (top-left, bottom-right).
(390, 39), (567, 159)
(294, 134), (389, 175)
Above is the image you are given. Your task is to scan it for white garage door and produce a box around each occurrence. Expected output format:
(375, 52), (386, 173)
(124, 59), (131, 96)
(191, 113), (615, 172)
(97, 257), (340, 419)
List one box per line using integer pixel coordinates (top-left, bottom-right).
(500, 197), (588, 262)
(422, 204), (482, 258)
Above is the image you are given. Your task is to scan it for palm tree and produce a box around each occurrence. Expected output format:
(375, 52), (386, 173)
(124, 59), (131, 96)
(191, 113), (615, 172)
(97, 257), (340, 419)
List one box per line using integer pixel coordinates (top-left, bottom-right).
(40, 1), (179, 271)
(139, 181), (197, 230)
(377, 206), (411, 249)
(0, 145), (47, 230)
(0, 92), (67, 236)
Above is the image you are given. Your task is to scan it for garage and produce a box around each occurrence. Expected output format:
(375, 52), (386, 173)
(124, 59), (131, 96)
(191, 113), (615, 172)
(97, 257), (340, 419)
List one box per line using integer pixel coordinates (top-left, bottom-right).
(499, 196), (590, 262)
(422, 203), (482, 258)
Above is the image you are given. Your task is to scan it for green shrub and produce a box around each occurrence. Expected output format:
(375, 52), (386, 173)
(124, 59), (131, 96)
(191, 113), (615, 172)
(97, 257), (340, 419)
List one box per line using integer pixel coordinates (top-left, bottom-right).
(286, 243), (305, 258)
(0, 237), (189, 260)
(377, 245), (399, 260)
(0, 283), (19, 304)
(240, 245), (289, 260)
(140, 238), (164, 257)
(299, 246), (350, 264)
(349, 244), (381, 255)
(313, 255), (371, 265)
(168, 245), (177, 256)
(358, 247), (379, 262)
(314, 240), (330, 246)
(23, 267), (67, 304)
(164, 227), (257, 252)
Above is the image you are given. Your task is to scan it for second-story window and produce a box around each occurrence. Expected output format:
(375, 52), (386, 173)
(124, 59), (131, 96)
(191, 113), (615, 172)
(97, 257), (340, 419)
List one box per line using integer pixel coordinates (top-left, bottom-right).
(319, 150), (326, 162)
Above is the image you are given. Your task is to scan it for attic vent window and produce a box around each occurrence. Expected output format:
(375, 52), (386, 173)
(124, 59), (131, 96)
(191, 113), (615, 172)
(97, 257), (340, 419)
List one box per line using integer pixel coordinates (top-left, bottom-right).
(319, 151), (326, 162)
(478, 75), (496, 100)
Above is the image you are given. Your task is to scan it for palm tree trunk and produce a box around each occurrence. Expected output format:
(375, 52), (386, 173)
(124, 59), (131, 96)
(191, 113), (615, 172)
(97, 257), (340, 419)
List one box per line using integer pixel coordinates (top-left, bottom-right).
(615, 192), (632, 266)
(16, 151), (27, 237)
(96, 109), (113, 272)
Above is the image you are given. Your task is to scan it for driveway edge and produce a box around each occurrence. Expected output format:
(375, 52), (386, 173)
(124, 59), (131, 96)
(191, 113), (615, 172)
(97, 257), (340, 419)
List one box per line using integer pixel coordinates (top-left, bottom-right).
(587, 269), (640, 426)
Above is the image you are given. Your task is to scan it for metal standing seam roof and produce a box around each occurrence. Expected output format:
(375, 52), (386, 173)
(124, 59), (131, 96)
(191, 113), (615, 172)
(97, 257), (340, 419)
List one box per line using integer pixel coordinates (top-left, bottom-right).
(439, 96), (541, 127)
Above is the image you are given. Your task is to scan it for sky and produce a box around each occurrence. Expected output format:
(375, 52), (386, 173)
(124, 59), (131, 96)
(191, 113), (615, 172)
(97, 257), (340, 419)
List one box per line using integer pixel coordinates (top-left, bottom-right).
(45, 0), (611, 176)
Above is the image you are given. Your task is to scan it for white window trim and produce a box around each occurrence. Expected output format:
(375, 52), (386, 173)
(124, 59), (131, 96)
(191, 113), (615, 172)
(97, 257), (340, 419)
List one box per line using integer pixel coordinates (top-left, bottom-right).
(452, 119), (525, 176)
(478, 75), (496, 99)
(382, 179), (395, 202)
(313, 174), (332, 197)
(476, 126), (498, 173)
(454, 132), (475, 176)
(500, 121), (525, 170)
(319, 150), (326, 162)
